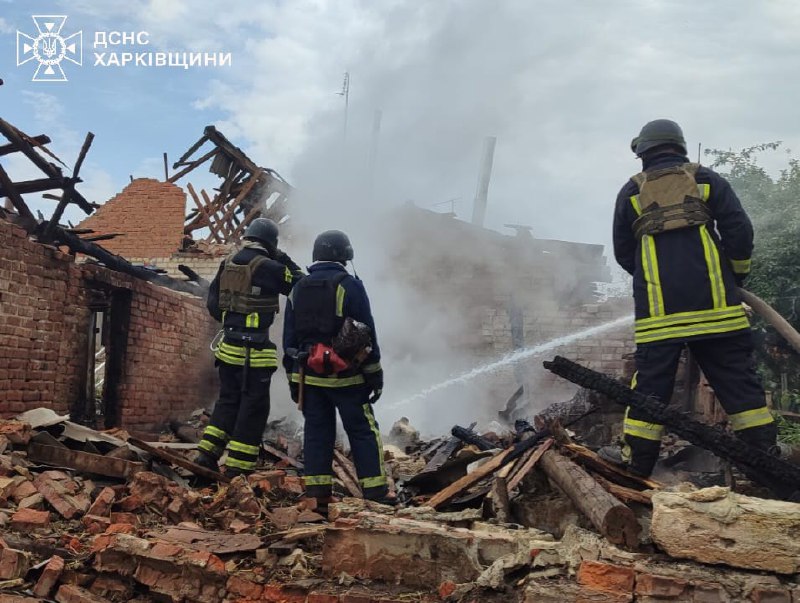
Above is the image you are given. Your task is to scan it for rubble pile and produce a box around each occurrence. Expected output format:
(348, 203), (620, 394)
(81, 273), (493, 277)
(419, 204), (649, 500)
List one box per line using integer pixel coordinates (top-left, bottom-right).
(1, 394), (800, 603)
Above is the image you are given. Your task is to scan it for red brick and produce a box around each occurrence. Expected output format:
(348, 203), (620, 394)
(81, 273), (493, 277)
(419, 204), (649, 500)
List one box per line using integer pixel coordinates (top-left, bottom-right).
(106, 523), (136, 535)
(692, 581), (731, 602)
(10, 479), (37, 502)
(10, 507), (50, 530)
(0, 420), (31, 445)
(0, 547), (30, 580)
(226, 575), (263, 599)
(0, 595), (43, 602)
(55, 584), (111, 603)
(87, 487), (116, 517)
(635, 573), (688, 598)
(115, 494), (143, 512)
(109, 512), (138, 525)
(88, 574), (133, 601)
(261, 584), (308, 602)
(749, 587), (792, 603)
(577, 561), (635, 595)
(33, 474), (89, 519)
(307, 593), (340, 603)
(32, 554), (65, 598)
(81, 514), (111, 534)
(438, 581), (457, 598)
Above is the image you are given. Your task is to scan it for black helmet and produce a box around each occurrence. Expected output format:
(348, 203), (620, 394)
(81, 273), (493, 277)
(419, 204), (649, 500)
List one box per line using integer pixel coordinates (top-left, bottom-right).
(630, 119), (687, 156)
(312, 230), (354, 263)
(243, 218), (279, 249)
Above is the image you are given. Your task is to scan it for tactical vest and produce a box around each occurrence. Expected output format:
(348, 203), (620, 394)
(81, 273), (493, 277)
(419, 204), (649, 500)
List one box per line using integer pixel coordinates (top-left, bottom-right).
(218, 255), (280, 316)
(292, 273), (349, 345)
(631, 163), (711, 239)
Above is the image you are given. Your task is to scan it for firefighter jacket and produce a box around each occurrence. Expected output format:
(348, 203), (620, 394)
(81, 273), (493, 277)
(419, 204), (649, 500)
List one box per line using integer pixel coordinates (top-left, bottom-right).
(207, 242), (304, 368)
(613, 152), (754, 346)
(282, 261), (382, 387)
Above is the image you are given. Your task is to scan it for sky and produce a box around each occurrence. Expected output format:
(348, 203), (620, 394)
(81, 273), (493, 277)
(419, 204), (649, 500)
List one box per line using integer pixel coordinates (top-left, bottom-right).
(2, 0), (800, 245)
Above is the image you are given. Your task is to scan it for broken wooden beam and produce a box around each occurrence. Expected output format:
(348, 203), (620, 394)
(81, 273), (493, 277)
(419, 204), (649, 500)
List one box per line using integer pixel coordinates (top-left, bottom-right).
(332, 449), (362, 498)
(262, 442), (304, 470)
(167, 148), (218, 183)
(46, 223), (207, 296)
(0, 177), (70, 197)
(127, 436), (230, 483)
(0, 119), (93, 213)
(561, 442), (661, 491)
(0, 163), (37, 230)
(427, 447), (513, 509)
(27, 442), (145, 480)
(505, 437), (553, 493)
(592, 473), (653, 506)
(539, 449), (640, 548)
(0, 134), (50, 156)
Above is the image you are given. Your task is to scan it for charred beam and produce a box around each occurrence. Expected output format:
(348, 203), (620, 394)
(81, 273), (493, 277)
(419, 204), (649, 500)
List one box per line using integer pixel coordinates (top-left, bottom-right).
(544, 356), (800, 499)
(0, 163), (37, 230)
(44, 223), (208, 297)
(167, 148), (218, 183)
(0, 119), (93, 213)
(0, 134), (50, 156)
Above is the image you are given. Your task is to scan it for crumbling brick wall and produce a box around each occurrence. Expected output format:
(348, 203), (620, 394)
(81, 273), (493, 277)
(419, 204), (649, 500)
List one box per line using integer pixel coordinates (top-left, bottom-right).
(0, 218), (217, 431)
(77, 178), (187, 258)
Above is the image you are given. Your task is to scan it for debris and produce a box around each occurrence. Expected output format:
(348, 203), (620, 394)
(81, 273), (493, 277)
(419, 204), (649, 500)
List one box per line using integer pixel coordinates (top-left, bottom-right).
(427, 446), (514, 509)
(27, 443), (144, 480)
(32, 555), (65, 598)
(651, 486), (800, 574)
(0, 421), (31, 446)
(127, 436), (229, 483)
(544, 356), (800, 499)
(151, 525), (262, 555)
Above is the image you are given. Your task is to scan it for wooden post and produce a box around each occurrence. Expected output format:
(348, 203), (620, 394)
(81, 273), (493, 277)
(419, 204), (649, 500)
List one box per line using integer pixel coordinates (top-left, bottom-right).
(539, 449), (640, 548)
(163, 152), (169, 181)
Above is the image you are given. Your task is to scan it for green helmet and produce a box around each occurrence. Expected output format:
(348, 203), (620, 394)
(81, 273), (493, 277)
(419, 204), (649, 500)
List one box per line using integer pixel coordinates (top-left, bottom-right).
(630, 119), (687, 156)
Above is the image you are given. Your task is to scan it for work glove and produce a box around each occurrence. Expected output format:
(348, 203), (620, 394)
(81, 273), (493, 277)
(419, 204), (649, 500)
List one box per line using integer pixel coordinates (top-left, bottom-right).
(364, 369), (383, 404)
(289, 381), (299, 403)
(275, 249), (302, 273)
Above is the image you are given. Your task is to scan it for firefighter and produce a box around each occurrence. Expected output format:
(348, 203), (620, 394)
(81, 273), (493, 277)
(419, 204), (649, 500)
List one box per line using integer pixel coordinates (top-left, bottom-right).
(199, 218), (304, 477)
(602, 119), (777, 477)
(282, 230), (391, 507)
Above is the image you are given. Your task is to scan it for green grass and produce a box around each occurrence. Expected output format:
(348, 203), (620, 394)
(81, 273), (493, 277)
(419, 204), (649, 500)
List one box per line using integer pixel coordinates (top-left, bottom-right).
(775, 414), (800, 445)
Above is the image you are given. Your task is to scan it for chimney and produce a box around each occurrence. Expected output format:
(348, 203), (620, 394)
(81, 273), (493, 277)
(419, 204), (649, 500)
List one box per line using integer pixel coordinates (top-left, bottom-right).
(470, 136), (497, 227)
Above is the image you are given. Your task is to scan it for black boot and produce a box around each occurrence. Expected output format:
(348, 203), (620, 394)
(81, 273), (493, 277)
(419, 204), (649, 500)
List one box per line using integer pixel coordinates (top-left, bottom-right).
(195, 450), (220, 472)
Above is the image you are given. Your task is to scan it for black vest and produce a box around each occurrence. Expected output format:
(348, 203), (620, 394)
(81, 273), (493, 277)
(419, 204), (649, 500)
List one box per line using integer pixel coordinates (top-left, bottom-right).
(293, 272), (349, 346)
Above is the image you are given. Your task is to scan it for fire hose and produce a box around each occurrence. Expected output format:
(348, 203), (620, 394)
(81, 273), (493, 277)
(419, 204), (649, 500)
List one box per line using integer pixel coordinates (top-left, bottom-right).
(737, 288), (800, 354)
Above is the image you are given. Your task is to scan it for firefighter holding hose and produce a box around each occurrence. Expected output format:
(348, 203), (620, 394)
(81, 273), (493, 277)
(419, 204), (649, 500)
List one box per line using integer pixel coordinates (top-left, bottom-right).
(199, 218), (304, 477)
(601, 119), (777, 477)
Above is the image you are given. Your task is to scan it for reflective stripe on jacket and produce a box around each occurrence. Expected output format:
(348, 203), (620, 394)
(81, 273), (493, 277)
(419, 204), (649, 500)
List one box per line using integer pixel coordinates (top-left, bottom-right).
(613, 153), (753, 345)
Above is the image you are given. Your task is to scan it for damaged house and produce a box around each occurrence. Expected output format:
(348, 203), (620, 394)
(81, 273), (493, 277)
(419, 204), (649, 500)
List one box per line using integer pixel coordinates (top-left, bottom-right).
(2, 116), (800, 603)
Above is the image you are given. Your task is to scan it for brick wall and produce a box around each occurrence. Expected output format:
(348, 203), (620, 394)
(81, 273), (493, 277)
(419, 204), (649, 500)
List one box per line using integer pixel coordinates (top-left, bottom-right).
(0, 218), (217, 432)
(77, 178), (187, 259)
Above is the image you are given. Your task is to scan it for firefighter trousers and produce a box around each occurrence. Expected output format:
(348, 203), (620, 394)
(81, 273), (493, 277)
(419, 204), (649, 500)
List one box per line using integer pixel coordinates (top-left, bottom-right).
(302, 384), (388, 500)
(198, 361), (274, 473)
(624, 330), (776, 476)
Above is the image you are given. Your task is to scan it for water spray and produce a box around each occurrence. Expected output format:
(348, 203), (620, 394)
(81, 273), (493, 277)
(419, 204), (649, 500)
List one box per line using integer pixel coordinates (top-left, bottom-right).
(386, 314), (632, 410)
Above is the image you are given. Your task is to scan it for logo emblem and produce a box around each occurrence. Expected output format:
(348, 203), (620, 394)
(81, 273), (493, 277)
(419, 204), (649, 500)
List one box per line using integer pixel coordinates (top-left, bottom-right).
(17, 16), (82, 82)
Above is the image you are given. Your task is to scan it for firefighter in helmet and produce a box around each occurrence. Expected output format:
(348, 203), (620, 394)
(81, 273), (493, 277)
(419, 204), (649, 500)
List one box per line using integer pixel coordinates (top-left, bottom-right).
(601, 119), (776, 476)
(199, 218), (304, 476)
(282, 230), (390, 508)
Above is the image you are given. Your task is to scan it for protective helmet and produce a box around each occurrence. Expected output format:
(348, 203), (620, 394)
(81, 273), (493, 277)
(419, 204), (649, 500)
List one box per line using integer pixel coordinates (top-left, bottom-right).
(243, 218), (279, 249)
(312, 230), (354, 263)
(630, 119), (687, 156)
